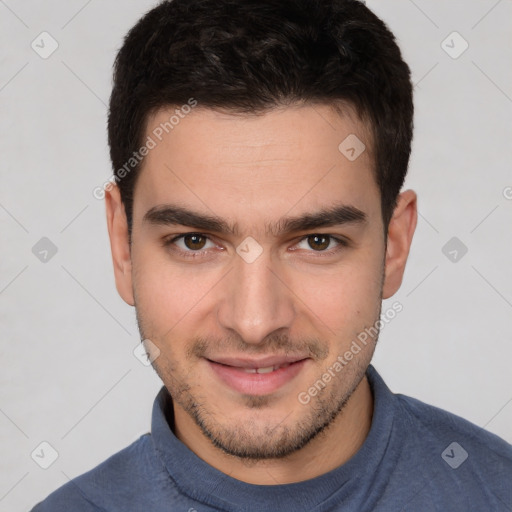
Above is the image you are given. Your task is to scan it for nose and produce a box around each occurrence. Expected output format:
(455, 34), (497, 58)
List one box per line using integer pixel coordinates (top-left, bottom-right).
(216, 248), (296, 345)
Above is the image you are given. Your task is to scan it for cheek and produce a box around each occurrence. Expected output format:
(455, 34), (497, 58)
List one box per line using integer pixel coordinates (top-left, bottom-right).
(131, 244), (221, 334)
(290, 255), (382, 330)
(132, 246), (183, 330)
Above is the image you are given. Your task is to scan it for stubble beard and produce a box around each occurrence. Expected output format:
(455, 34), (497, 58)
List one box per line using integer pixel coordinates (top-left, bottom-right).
(136, 319), (380, 462)
(133, 266), (384, 461)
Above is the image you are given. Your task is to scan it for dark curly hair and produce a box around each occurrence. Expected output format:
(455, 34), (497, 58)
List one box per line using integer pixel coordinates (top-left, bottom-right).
(107, 0), (414, 237)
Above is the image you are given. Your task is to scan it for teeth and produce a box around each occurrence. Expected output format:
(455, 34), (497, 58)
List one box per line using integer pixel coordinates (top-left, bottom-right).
(242, 363), (291, 374)
(256, 366), (274, 374)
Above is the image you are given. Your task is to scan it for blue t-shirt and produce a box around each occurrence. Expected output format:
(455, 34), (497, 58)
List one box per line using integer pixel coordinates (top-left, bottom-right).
(31, 365), (512, 511)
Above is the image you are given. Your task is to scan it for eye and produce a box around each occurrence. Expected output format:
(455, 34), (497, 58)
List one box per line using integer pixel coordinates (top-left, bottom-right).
(164, 233), (218, 257)
(294, 234), (347, 254)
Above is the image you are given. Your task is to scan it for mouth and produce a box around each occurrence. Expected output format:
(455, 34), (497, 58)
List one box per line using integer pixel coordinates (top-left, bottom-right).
(206, 356), (309, 395)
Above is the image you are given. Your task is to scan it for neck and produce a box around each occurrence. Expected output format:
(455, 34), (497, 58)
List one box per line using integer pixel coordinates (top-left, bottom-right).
(173, 375), (373, 485)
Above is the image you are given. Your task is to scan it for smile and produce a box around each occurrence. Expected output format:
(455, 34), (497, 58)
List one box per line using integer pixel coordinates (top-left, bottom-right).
(206, 358), (308, 395)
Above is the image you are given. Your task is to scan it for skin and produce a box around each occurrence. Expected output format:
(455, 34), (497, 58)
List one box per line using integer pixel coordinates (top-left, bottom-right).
(105, 103), (417, 485)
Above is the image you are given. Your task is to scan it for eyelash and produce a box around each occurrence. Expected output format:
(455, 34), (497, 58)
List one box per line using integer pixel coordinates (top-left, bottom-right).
(162, 233), (349, 259)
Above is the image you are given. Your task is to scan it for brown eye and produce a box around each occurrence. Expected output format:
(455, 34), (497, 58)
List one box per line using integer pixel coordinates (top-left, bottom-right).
(293, 234), (348, 256)
(307, 235), (331, 251)
(163, 233), (217, 256)
(182, 234), (208, 250)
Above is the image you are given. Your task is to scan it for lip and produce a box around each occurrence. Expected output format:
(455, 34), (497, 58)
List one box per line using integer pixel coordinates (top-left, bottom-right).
(209, 355), (307, 369)
(206, 356), (309, 395)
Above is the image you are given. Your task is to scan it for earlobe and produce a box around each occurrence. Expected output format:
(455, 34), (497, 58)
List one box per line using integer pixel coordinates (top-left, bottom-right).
(105, 184), (135, 306)
(382, 189), (418, 299)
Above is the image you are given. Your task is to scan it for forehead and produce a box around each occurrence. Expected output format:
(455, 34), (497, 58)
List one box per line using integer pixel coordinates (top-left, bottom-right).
(144, 101), (373, 163)
(133, 103), (380, 230)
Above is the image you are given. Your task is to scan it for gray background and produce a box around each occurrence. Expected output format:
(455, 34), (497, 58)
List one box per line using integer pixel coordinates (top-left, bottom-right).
(0, 1), (511, 510)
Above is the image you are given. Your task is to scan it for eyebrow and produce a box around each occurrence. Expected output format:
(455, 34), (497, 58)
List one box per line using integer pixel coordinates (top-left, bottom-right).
(142, 202), (367, 237)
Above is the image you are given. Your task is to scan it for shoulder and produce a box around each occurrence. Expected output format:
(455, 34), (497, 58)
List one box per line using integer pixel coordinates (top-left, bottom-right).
(396, 391), (512, 461)
(30, 434), (166, 511)
(393, 392), (512, 498)
(367, 390), (512, 509)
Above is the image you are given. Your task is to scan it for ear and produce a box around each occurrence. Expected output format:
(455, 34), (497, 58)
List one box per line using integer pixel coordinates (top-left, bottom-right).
(105, 184), (135, 306)
(382, 189), (418, 299)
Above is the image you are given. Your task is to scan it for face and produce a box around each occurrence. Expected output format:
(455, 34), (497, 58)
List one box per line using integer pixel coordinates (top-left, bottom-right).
(107, 103), (415, 460)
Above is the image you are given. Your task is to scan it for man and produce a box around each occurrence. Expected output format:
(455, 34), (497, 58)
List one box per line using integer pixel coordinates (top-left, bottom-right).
(32, 0), (512, 510)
